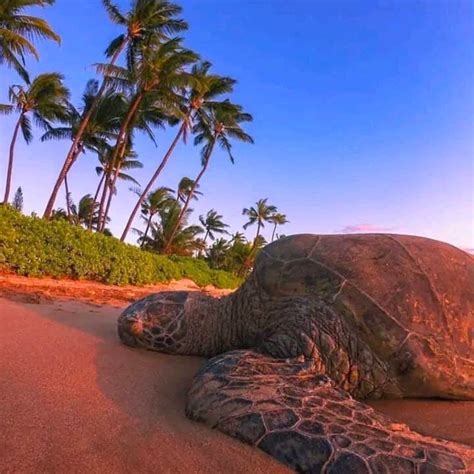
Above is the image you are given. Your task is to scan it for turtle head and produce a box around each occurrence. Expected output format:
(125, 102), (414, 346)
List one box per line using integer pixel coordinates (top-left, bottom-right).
(118, 291), (191, 353)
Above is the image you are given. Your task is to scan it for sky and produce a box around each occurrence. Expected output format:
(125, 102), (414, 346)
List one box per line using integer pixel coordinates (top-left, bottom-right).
(0, 0), (473, 250)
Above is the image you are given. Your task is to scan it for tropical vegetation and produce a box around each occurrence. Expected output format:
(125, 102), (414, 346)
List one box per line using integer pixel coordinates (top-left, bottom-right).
(0, 0), (290, 287)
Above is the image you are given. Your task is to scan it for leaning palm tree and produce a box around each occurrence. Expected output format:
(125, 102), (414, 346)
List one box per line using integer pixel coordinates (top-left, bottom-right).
(199, 209), (229, 245)
(164, 100), (253, 253)
(1, 73), (69, 204)
(269, 212), (289, 242)
(0, 0), (60, 82)
(41, 80), (127, 214)
(96, 37), (198, 231)
(43, 0), (187, 218)
(242, 198), (278, 246)
(97, 91), (174, 231)
(120, 60), (235, 242)
(139, 186), (174, 245)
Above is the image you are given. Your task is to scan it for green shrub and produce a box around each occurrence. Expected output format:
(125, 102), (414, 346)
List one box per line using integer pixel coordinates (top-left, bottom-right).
(0, 206), (241, 289)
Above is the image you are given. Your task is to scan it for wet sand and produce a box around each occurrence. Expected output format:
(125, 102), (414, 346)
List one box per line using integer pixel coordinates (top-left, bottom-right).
(0, 278), (473, 472)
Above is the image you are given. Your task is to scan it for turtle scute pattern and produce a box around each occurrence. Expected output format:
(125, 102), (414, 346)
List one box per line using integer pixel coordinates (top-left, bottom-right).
(186, 350), (469, 474)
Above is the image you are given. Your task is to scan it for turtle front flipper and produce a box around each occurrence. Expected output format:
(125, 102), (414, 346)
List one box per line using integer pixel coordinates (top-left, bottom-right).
(186, 350), (470, 473)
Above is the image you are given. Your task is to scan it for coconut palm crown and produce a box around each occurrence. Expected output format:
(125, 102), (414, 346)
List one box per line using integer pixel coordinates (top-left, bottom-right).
(0, 0), (60, 82)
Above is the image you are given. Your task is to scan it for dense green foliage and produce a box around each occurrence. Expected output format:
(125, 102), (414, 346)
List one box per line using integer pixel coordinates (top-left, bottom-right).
(0, 206), (241, 288)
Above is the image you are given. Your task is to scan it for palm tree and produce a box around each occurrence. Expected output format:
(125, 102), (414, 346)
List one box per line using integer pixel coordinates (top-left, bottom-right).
(120, 61), (236, 242)
(229, 231), (246, 246)
(139, 186), (174, 245)
(1, 73), (69, 204)
(69, 194), (100, 227)
(199, 209), (229, 245)
(43, 0), (187, 218)
(142, 199), (203, 256)
(51, 194), (102, 228)
(0, 0), (60, 82)
(206, 238), (230, 270)
(95, 145), (142, 230)
(96, 37), (197, 230)
(41, 80), (127, 214)
(164, 100), (253, 253)
(41, 80), (126, 162)
(269, 212), (289, 242)
(97, 92), (174, 231)
(176, 176), (202, 203)
(243, 198), (278, 246)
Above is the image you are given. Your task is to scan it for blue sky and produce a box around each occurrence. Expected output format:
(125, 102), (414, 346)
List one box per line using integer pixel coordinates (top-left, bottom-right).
(0, 0), (472, 249)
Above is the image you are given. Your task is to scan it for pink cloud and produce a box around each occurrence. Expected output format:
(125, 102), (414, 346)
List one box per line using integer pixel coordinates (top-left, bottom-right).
(462, 247), (474, 255)
(339, 224), (394, 234)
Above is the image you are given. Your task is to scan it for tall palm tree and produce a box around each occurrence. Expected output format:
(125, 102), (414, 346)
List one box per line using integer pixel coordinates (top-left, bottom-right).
(97, 92), (173, 231)
(139, 186), (174, 245)
(242, 198), (278, 245)
(1, 73), (69, 204)
(164, 100), (253, 253)
(43, 0), (187, 219)
(199, 209), (229, 245)
(96, 37), (197, 230)
(120, 61), (235, 242)
(269, 212), (289, 242)
(0, 0), (60, 82)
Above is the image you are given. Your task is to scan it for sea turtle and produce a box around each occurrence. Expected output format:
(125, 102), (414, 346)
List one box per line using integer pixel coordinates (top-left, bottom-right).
(118, 234), (474, 473)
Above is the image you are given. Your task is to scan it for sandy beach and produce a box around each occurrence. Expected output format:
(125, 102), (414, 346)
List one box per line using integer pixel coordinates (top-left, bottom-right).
(0, 277), (473, 472)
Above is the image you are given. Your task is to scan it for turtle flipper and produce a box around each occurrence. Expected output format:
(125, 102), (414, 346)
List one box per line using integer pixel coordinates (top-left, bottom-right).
(186, 350), (469, 473)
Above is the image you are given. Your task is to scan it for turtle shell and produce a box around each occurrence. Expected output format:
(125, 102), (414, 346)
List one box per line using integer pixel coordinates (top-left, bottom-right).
(254, 234), (474, 365)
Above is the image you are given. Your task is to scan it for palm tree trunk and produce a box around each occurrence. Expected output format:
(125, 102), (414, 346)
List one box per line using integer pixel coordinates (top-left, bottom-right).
(242, 221), (262, 275)
(164, 137), (216, 254)
(3, 114), (23, 205)
(98, 92), (143, 231)
(141, 214), (153, 247)
(43, 39), (128, 219)
(64, 174), (71, 220)
(99, 140), (127, 232)
(253, 221), (261, 248)
(101, 171), (118, 231)
(120, 121), (186, 242)
(97, 172), (111, 231)
(198, 229), (210, 257)
(271, 223), (277, 242)
(88, 173), (105, 230)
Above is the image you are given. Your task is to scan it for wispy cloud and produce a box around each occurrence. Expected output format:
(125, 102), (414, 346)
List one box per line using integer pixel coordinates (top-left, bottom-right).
(462, 247), (474, 255)
(339, 224), (394, 234)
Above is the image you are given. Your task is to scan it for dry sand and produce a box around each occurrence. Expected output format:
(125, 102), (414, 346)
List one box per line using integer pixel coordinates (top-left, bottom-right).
(0, 296), (289, 473)
(0, 276), (473, 472)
